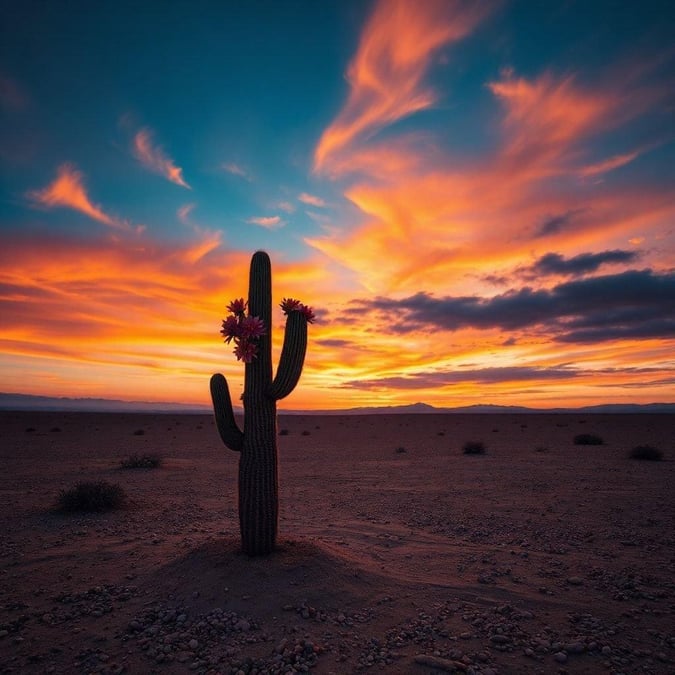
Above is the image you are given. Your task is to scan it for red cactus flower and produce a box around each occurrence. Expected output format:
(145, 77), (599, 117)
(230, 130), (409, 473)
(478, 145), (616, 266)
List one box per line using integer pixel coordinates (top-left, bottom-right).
(220, 315), (241, 343)
(233, 339), (259, 363)
(280, 297), (302, 315)
(226, 298), (247, 316)
(300, 304), (315, 323)
(240, 315), (266, 339)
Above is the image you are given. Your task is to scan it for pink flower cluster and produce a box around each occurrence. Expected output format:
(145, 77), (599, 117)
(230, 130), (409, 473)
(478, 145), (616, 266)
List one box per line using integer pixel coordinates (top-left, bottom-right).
(280, 297), (315, 323)
(220, 297), (315, 363)
(220, 298), (267, 363)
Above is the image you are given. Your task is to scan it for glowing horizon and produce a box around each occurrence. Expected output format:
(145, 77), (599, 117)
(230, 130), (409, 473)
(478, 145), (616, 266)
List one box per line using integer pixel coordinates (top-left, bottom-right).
(1, 1), (673, 410)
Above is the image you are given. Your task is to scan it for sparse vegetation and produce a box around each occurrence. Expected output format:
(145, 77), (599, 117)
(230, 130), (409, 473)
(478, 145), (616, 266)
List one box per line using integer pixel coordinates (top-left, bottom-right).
(120, 454), (162, 469)
(395, 446), (407, 454)
(535, 446), (549, 453)
(58, 481), (125, 512)
(574, 433), (603, 445)
(301, 430), (311, 436)
(463, 441), (486, 455)
(133, 429), (145, 436)
(279, 428), (289, 436)
(628, 445), (663, 461)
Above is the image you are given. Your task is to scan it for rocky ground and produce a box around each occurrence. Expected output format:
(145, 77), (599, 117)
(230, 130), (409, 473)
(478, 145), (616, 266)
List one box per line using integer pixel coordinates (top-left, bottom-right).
(0, 411), (673, 673)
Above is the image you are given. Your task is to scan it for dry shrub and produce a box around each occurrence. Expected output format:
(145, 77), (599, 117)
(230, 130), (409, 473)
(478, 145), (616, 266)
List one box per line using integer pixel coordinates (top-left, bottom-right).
(628, 445), (663, 461)
(463, 441), (486, 455)
(120, 454), (162, 469)
(58, 481), (125, 512)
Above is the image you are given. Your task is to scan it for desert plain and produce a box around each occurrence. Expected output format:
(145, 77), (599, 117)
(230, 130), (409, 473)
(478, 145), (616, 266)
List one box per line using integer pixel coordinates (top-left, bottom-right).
(0, 410), (673, 674)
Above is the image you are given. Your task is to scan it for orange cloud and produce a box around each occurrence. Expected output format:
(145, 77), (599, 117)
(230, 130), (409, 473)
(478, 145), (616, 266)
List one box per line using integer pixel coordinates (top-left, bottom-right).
(0, 228), (351, 407)
(314, 0), (491, 174)
(176, 203), (223, 263)
(133, 128), (191, 188)
(578, 150), (641, 178)
(488, 71), (618, 177)
(27, 164), (129, 230)
(247, 215), (284, 229)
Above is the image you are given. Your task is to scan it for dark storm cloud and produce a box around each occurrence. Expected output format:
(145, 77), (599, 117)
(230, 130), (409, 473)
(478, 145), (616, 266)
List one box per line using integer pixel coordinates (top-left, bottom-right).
(347, 269), (675, 343)
(528, 250), (639, 277)
(343, 366), (580, 390)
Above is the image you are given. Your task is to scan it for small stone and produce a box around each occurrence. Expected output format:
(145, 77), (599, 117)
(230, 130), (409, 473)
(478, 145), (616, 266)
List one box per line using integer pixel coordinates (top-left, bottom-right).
(188, 638), (198, 650)
(554, 651), (568, 663)
(567, 576), (584, 586)
(601, 645), (612, 656)
(566, 641), (585, 654)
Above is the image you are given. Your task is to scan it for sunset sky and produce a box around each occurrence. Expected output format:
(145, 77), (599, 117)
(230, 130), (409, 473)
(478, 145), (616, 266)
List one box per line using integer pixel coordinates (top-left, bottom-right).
(1, 0), (674, 410)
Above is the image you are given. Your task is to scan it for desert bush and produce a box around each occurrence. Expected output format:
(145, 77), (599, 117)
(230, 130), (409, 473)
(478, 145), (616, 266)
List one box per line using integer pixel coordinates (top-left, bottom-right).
(395, 446), (407, 454)
(120, 454), (162, 469)
(133, 429), (145, 436)
(463, 441), (486, 455)
(301, 430), (311, 436)
(279, 428), (289, 436)
(574, 433), (603, 445)
(628, 445), (663, 461)
(58, 481), (125, 512)
(535, 445), (549, 453)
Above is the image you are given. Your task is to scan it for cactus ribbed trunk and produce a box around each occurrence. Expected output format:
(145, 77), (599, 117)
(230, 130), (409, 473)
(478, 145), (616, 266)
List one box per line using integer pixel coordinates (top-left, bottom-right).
(239, 398), (278, 555)
(210, 250), (309, 556)
(241, 252), (277, 555)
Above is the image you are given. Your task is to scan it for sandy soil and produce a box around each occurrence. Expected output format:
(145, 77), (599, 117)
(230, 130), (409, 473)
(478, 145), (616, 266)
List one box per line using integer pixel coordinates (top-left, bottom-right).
(1, 411), (673, 674)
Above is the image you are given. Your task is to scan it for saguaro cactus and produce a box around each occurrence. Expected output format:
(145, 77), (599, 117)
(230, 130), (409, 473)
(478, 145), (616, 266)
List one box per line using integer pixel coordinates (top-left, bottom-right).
(210, 251), (311, 555)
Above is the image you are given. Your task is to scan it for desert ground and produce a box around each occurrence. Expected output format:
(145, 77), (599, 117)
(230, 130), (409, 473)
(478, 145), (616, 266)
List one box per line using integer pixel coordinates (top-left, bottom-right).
(0, 411), (673, 674)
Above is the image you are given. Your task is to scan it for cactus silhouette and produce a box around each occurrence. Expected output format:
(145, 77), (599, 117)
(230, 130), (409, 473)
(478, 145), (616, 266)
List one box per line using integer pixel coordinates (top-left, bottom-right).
(210, 251), (309, 555)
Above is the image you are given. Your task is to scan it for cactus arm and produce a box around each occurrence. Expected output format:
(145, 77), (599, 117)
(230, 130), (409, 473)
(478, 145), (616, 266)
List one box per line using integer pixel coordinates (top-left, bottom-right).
(268, 311), (308, 400)
(210, 373), (244, 452)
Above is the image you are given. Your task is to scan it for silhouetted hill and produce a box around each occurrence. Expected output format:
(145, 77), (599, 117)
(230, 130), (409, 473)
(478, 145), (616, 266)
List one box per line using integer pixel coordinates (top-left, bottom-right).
(1, 393), (672, 414)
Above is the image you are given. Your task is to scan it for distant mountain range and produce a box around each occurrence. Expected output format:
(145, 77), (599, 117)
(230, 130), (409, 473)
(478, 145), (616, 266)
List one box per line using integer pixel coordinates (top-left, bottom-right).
(1, 393), (673, 415)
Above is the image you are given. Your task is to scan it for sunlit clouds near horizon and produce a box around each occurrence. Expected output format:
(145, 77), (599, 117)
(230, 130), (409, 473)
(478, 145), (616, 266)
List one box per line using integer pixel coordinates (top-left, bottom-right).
(1, 0), (674, 409)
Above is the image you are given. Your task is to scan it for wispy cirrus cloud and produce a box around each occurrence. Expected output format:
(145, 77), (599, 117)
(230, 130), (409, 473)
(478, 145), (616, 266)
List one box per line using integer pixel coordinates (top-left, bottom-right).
(309, 28), (675, 296)
(133, 128), (190, 189)
(487, 70), (619, 177)
(579, 150), (642, 179)
(222, 162), (251, 180)
(298, 192), (327, 207)
(27, 163), (130, 231)
(314, 0), (492, 174)
(176, 203), (222, 264)
(246, 215), (284, 229)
